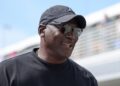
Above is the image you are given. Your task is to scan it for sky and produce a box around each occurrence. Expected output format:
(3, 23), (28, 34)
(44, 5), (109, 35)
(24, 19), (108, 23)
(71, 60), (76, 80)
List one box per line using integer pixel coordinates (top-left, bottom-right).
(0, 0), (120, 49)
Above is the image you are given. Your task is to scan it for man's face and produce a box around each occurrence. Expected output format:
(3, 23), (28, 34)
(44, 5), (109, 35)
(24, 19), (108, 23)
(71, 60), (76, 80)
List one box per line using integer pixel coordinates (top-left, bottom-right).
(42, 21), (82, 59)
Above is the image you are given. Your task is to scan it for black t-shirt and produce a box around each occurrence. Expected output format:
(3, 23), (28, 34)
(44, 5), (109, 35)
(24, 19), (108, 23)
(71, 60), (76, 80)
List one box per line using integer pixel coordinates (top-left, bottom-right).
(0, 48), (98, 86)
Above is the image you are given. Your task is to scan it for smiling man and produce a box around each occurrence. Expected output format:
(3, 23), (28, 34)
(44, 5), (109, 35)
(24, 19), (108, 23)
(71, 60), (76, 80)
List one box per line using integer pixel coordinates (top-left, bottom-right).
(0, 5), (98, 86)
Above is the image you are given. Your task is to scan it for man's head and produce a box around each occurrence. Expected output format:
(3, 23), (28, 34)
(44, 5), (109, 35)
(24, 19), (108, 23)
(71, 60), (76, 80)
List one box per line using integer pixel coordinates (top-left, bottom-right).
(38, 5), (86, 60)
(39, 5), (86, 29)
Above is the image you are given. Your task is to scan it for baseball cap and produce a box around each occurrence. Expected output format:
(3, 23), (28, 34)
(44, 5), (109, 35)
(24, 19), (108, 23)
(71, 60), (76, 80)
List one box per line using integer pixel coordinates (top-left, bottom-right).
(39, 5), (86, 29)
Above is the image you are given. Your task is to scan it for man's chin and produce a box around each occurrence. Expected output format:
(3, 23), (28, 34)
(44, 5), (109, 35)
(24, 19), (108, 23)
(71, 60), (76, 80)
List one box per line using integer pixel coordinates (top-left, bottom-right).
(62, 52), (72, 59)
(56, 49), (73, 60)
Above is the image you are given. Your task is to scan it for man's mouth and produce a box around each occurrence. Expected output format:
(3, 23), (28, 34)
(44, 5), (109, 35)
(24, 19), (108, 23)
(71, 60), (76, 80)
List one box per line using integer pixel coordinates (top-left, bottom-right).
(62, 42), (73, 49)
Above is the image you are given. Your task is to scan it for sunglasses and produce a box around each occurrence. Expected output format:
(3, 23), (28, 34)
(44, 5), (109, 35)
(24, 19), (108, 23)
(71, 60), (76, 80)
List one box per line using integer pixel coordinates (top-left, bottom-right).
(54, 24), (83, 37)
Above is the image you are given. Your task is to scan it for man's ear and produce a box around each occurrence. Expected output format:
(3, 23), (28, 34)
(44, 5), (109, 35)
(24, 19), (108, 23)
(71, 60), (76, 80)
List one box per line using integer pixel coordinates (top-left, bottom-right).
(38, 25), (46, 37)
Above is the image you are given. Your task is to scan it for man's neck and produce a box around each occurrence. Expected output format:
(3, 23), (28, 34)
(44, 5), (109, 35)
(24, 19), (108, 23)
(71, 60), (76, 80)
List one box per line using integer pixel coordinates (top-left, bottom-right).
(37, 48), (67, 64)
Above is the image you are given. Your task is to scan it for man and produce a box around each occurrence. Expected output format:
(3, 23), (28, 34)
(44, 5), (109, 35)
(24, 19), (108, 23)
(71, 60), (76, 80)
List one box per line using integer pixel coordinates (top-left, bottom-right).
(0, 5), (98, 86)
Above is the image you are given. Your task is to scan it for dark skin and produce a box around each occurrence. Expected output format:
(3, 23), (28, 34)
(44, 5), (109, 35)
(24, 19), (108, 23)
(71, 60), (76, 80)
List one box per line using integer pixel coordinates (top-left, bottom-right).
(37, 20), (79, 64)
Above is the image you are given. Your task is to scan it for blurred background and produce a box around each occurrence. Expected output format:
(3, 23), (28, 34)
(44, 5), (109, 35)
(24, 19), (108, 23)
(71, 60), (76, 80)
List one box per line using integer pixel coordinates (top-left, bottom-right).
(0, 0), (120, 86)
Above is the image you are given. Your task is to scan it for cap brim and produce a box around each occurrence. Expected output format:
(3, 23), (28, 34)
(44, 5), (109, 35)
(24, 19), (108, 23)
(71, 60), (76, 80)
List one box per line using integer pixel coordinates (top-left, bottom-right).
(53, 14), (86, 29)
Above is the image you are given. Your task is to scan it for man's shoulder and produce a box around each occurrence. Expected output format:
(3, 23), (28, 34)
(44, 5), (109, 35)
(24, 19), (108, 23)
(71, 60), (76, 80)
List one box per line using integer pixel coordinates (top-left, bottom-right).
(69, 59), (98, 86)
(69, 59), (89, 71)
(69, 59), (98, 85)
(69, 59), (95, 78)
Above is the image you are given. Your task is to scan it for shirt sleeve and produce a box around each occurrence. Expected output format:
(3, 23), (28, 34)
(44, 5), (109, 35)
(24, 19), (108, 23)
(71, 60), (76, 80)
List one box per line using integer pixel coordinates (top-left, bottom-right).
(0, 62), (9, 86)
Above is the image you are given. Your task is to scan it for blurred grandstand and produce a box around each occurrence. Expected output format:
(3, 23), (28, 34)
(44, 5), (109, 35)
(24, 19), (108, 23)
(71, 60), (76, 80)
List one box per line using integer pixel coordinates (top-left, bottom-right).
(71, 3), (120, 59)
(0, 35), (40, 60)
(0, 3), (120, 86)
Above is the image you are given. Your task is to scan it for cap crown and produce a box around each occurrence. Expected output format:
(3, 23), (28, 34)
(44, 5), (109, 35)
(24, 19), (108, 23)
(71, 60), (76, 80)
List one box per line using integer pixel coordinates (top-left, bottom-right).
(39, 5), (75, 25)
